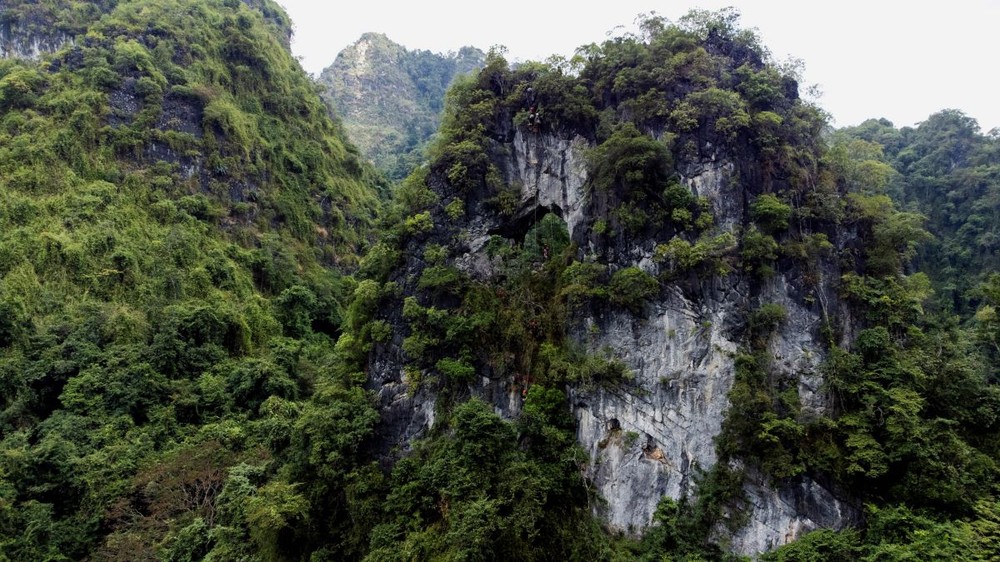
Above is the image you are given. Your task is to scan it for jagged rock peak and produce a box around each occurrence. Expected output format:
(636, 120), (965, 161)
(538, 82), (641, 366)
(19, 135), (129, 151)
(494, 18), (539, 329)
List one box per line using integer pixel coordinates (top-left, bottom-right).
(319, 32), (486, 179)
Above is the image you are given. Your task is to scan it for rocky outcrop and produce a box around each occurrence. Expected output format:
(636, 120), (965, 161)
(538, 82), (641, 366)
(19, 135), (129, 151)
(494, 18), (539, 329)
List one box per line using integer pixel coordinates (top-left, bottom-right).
(0, 22), (73, 60)
(320, 34), (485, 179)
(569, 270), (857, 550)
(507, 131), (591, 240)
(374, 126), (859, 555)
(455, 131), (589, 280)
(729, 469), (858, 554)
(572, 290), (738, 532)
(563, 158), (856, 549)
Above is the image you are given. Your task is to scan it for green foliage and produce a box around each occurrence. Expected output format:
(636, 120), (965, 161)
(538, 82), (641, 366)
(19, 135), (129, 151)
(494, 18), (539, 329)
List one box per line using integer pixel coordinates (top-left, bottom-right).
(741, 227), (779, 276)
(417, 265), (464, 294)
(663, 182), (698, 229)
(608, 266), (659, 313)
(587, 122), (672, 196)
(847, 194), (930, 277)
(632, 465), (748, 561)
(750, 193), (792, 233)
(245, 480), (309, 559)
(818, 315), (1000, 511)
(760, 529), (861, 561)
(840, 272), (932, 329)
(443, 198), (465, 220)
(747, 303), (787, 342)
(559, 261), (608, 306)
(536, 343), (632, 387)
(837, 111), (1000, 313)
(0, 0), (382, 558)
(717, 352), (808, 480)
(653, 232), (737, 277)
(274, 284), (318, 338)
(435, 357), (476, 383)
(358, 242), (401, 280)
(359, 397), (614, 561)
(4, 2), (999, 560)
(402, 211), (434, 236)
(767, 504), (1000, 561)
(974, 274), (1000, 378)
(0, 67), (46, 110)
(673, 87), (751, 143)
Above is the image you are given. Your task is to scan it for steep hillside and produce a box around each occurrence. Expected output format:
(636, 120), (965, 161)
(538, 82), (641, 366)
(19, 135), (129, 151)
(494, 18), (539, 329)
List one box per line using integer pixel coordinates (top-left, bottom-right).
(0, 0), (383, 559)
(320, 33), (484, 180)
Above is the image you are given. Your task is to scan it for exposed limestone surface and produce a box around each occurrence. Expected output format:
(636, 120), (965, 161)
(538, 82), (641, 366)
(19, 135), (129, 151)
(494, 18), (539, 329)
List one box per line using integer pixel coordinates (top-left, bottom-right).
(569, 269), (857, 550)
(683, 159), (741, 231)
(763, 274), (830, 417)
(729, 469), (859, 554)
(0, 24), (73, 60)
(372, 129), (859, 556)
(571, 286), (738, 532)
(508, 130), (590, 239)
(454, 131), (589, 280)
(368, 336), (525, 459)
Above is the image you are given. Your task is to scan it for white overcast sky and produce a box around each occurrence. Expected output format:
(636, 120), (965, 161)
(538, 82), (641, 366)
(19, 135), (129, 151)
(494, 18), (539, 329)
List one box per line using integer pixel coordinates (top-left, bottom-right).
(276, 1), (1000, 132)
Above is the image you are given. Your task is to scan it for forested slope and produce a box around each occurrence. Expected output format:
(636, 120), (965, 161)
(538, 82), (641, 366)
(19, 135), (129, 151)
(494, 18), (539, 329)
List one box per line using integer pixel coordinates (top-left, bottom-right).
(0, 0), (384, 559)
(834, 111), (1000, 316)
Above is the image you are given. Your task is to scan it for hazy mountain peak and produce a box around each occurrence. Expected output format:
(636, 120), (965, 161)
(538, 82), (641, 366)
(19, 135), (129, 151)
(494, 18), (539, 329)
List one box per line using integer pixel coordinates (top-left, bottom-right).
(319, 33), (486, 180)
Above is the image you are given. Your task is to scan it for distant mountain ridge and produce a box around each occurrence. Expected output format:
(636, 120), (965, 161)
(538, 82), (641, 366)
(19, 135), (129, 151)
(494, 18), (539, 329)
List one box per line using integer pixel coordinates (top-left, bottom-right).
(320, 32), (485, 180)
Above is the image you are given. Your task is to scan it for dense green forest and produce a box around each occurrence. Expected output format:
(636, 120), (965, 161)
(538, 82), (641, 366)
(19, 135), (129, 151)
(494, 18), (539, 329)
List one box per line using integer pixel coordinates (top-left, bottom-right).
(0, 2), (998, 561)
(0, 0), (385, 559)
(833, 112), (1000, 317)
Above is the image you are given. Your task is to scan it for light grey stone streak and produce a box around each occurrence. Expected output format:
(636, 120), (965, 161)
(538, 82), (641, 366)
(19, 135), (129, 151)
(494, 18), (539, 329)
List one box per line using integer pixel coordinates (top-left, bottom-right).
(508, 130), (590, 239)
(571, 286), (739, 532)
(0, 26), (72, 60)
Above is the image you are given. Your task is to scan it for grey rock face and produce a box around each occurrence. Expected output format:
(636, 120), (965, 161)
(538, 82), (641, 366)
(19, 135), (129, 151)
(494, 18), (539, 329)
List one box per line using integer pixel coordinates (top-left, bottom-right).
(454, 131), (588, 281)
(0, 24), (73, 60)
(728, 469), (859, 554)
(571, 285), (739, 532)
(763, 275), (830, 417)
(504, 133), (856, 553)
(508, 130), (590, 239)
(378, 129), (857, 556)
(684, 160), (741, 231)
(569, 270), (857, 552)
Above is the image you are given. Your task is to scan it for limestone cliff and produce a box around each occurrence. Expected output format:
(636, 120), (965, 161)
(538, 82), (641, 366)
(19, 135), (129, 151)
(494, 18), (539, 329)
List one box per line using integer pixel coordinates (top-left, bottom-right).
(372, 126), (858, 554)
(507, 127), (859, 543)
(0, 8), (75, 60)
